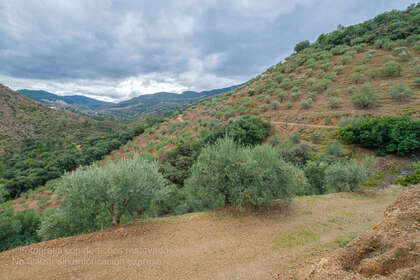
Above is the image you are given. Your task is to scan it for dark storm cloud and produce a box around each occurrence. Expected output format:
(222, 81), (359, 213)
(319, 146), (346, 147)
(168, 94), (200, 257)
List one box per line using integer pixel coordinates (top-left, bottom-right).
(0, 0), (415, 101)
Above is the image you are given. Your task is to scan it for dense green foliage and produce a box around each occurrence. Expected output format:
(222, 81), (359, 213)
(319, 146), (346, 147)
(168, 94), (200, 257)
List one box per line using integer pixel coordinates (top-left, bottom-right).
(312, 4), (420, 50)
(159, 115), (271, 187)
(294, 40), (310, 53)
(339, 116), (420, 155)
(0, 207), (41, 251)
(183, 138), (307, 209)
(0, 125), (148, 199)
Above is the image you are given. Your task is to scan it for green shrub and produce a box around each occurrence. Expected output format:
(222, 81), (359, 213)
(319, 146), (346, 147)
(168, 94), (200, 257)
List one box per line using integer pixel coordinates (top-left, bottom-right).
(273, 73), (285, 83)
(276, 90), (287, 102)
(304, 161), (328, 194)
(248, 88), (256, 96)
(347, 85), (356, 94)
(398, 51), (414, 61)
(310, 131), (323, 143)
(327, 88), (338, 96)
(284, 102), (293, 109)
(272, 101), (280, 110)
(325, 159), (373, 192)
(320, 63), (331, 72)
(333, 65), (345, 74)
(277, 142), (314, 167)
(224, 115), (271, 146)
(325, 72), (337, 81)
(308, 92), (318, 100)
(184, 139), (307, 209)
(341, 55), (351, 64)
(291, 91), (302, 101)
(352, 84), (378, 108)
(0, 208), (41, 252)
(280, 79), (292, 89)
(301, 98), (313, 109)
(313, 79), (332, 92)
(328, 97), (341, 108)
(389, 83), (412, 101)
(353, 65), (367, 72)
(307, 78), (316, 86)
(380, 61), (403, 77)
(338, 116), (420, 156)
(288, 133), (301, 144)
(350, 72), (364, 84)
(294, 40), (310, 53)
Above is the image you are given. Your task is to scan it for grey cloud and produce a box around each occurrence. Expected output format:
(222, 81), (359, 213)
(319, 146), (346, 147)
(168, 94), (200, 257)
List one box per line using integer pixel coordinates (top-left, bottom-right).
(0, 0), (415, 101)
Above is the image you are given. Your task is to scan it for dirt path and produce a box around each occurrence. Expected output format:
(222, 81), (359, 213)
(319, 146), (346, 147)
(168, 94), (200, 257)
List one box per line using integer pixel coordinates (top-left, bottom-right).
(271, 121), (338, 129)
(0, 187), (402, 280)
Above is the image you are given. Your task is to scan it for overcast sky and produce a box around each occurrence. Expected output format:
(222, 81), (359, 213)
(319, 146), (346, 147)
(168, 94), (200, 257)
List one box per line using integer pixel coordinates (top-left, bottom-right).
(0, 0), (414, 102)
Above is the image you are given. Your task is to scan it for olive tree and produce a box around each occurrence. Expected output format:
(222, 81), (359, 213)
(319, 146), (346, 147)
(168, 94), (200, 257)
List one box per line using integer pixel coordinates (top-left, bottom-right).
(39, 156), (166, 240)
(184, 138), (308, 209)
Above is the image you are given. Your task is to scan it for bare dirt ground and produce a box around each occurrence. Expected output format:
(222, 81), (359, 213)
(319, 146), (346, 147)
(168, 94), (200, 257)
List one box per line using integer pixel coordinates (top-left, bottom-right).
(306, 185), (420, 280)
(0, 187), (404, 280)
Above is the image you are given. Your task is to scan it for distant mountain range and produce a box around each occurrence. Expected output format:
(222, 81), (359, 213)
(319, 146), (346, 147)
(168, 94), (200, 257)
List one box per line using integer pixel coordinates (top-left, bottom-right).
(18, 84), (243, 121)
(17, 89), (111, 111)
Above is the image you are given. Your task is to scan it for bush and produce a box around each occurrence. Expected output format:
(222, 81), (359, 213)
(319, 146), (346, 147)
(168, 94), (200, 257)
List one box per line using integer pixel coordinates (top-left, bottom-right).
(278, 142), (314, 167)
(327, 88), (338, 96)
(350, 72), (364, 84)
(291, 91), (302, 101)
(284, 102), (293, 109)
(341, 55), (351, 64)
(38, 156), (166, 240)
(333, 65), (345, 74)
(184, 138), (307, 209)
(301, 98), (313, 109)
(338, 116), (420, 156)
(389, 83), (412, 101)
(310, 131), (323, 143)
(0, 208), (41, 252)
(294, 40), (310, 53)
(304, 161), (328, 195)
(352, 84), (378, 108)
(224, 115), (271, 146)
(288, 133), (301, 144)
(380, 61), (403, 77)
(328, 97), (341, 108)
(324, 159), (373, 193)
(397, 51), (413, 61)
(324, 72), (336, 81)
(276, 91), (287, 102)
